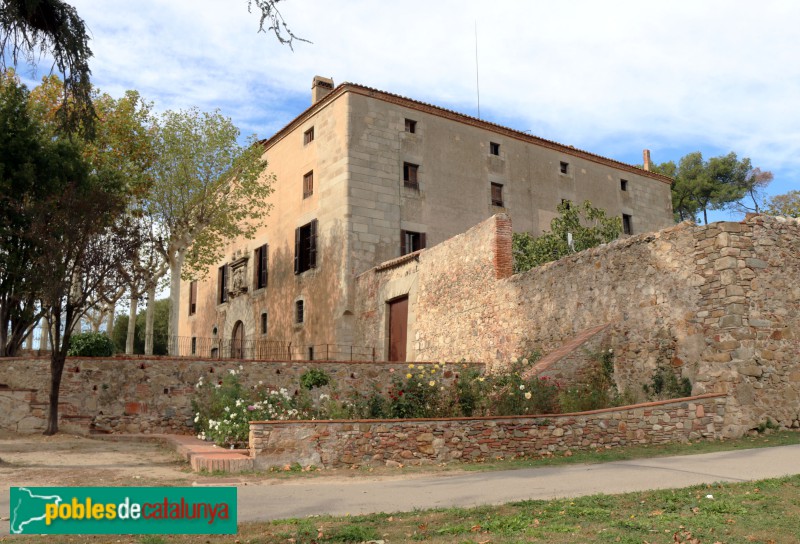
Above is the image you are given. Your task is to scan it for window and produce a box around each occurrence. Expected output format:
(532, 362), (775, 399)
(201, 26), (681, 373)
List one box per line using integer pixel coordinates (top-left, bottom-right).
(403, 162), (419, 189)
(188, 280), (197, 315)
(191, 337), (197, 355)
(623, 214), (633, 235)
(303, 171), (313, 198)
(303, 127), (314, 145)
(294, 219), (318, 274)
(217, 264), (228, 304)
(405, 119), (416, 133)
(254, 243), (268, 289)
(490, 142), (500, 156)
(491, 183), (504, 207)
(561, 198), (571, 210)
(560, 161), (569, 174)
(295, 300), (304, 324)
(260, 312), (268, 335)
(620, 179), (628, 191)
(401, 230), (426, 256)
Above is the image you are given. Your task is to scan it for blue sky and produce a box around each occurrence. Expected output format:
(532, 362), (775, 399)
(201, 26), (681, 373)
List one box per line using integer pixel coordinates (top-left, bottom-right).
(15, 0), (800, 222)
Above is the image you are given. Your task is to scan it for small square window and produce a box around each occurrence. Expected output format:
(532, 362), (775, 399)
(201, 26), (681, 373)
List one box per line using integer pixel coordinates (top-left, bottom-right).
(401, 230), (426, 256)
(260, 312), (268, 335)
(405, 119), (416, 133)
(303, 127), (314, 145)
(620, 179), (628, 191)
(490, 142), (500, 156)
(403, 162), (419, 189)
(491, 183), (504, 207)
(560, 161), (569, 174)
(295, 300), (304, 324)
(303, 171), (314, 198)
(623, 214), (633, 235)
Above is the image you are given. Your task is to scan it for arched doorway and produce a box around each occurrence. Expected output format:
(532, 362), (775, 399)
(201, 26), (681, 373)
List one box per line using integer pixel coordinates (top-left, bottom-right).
(231, 320), (244, 359)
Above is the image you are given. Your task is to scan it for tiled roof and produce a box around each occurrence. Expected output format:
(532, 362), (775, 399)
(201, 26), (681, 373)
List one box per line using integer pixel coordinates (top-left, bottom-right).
(260, 82), (673, 185)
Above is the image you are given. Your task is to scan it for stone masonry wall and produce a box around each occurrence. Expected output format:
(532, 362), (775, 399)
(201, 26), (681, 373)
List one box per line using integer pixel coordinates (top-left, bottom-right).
(354, 214), (800, 436)
(0, 357), (481, 434)
(250, 393), (726, 469)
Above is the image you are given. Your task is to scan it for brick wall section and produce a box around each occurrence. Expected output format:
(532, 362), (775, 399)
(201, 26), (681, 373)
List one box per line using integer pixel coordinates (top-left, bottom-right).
(493, 214), (514, 279)
(0, 358), (482, 434)
(250, 393), (726, 469)
(354, 214), (800, 435)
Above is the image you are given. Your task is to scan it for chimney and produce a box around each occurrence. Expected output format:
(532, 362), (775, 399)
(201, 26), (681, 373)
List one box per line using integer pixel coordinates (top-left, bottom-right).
(643, 149), (651, 172)
(312, 76), (334, 104)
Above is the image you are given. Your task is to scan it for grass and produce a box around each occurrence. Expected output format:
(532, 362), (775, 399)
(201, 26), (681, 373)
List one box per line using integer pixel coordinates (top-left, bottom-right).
(6, 474), (800, 543)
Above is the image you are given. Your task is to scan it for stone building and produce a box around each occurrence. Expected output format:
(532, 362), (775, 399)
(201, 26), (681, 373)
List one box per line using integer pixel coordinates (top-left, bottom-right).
(178, 76), (673, 360)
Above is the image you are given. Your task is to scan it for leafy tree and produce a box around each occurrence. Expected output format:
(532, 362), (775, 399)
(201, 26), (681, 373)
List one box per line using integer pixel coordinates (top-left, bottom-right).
(512, 200), (622, 273)
(732, 167), (774, 214)
(0, 0), (93, 132)
(24, 74), (159, 351)
(765, 190), (800, 218)
(0, 73), (143, 434)
(111, 298), (170, 355)
(653, 152), (768, 224)
(145, 108), (273, 351)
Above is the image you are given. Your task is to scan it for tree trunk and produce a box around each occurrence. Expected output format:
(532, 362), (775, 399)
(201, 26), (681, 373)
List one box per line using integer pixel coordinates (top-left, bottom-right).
(703, 208), (708, 225)
(45, 350), (67, 435)
(126, 294), (138, 355)
(167, 250), (184, 355)
(105, 303), (115, 336)
(144, 284), (156, 355)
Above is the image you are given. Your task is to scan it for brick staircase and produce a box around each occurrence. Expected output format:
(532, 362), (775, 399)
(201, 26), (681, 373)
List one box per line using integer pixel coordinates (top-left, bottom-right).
(165, 434), (254, 473)
(524, 323), (611, 379)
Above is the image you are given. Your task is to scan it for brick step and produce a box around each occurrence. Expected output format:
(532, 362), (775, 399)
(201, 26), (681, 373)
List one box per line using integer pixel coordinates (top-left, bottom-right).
(161, 434), (254, 474)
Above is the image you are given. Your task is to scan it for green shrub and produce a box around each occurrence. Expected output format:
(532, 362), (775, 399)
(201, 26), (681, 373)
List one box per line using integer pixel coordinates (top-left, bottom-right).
(559, 348), (624, 412)
(300, 368), (331, 389)
(67, 332), (115, 357)
(643, 365), (692, 400)
(193, 368), (310, 447)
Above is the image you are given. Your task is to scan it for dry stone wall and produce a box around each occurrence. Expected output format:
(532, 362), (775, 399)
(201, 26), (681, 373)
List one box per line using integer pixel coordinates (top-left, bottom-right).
(0, 357), (480, 434)
(354, 214), (800, 436)
(250, 393), (726, 469)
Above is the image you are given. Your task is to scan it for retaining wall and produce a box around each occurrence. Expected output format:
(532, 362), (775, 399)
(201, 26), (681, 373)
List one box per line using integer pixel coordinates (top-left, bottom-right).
(0, 357), (480, 434)
(250, 393), (727, 469)
(354, 214), (800, 435)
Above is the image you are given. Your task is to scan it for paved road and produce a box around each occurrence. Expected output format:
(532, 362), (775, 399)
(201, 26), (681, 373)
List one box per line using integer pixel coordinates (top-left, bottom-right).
(2, 444), (799, 532)
(234, 444), (800, 522)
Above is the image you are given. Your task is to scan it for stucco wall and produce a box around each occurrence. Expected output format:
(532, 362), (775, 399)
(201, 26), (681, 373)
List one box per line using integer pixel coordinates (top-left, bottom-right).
(0, 357), (481, 434)
(354, 214), (800, 435)
(250, 393), (726, 469)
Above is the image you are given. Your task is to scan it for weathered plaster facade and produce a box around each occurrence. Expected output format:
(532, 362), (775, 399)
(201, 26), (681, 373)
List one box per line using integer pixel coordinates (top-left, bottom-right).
(179, 77), (673, 358)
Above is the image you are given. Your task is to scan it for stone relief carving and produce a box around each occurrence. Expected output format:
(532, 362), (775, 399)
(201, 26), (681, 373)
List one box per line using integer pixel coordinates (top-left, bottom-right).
(228, 252), (249, 298)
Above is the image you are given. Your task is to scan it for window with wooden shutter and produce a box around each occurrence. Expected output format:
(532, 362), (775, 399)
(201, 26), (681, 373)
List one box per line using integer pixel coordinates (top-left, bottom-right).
(400, 230), (426, 256)
(303, 171), (313, 198)
(218, 265), (228, 304)
(189, 280), (197, 315)
(254, 244), (268, 289)
(403, 162), (419, 189)
(294, 220), (318, 274)
(303, 127), (314, 145)
(491, 183), (503, 207)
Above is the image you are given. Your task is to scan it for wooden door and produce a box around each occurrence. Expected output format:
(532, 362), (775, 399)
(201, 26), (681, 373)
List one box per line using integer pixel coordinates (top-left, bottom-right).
(388, 296), (408, 362)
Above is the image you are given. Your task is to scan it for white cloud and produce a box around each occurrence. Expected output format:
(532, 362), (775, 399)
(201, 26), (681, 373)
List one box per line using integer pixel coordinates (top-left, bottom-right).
(43, 0), (800, 196)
